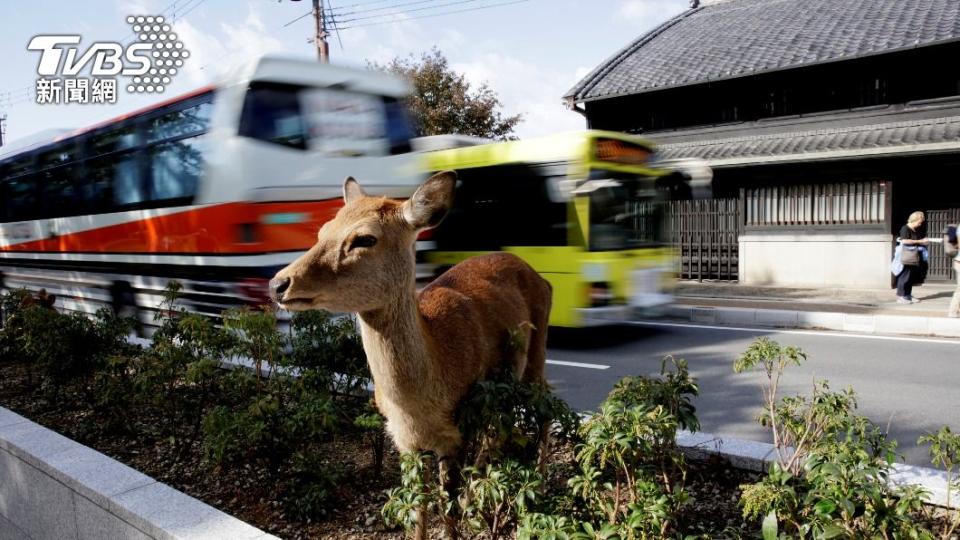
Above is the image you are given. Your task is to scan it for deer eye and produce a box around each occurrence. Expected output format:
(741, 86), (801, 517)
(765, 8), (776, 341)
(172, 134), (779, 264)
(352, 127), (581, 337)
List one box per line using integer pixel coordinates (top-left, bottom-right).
(349, 234), (378, 251)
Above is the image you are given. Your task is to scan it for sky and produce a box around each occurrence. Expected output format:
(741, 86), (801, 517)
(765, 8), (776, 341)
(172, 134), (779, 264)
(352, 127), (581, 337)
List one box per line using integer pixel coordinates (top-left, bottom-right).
(0, 0), (690, 145)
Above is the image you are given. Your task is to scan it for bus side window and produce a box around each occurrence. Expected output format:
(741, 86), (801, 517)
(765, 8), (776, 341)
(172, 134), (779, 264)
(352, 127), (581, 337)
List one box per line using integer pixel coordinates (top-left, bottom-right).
(85, 126), (143, 211)
(238, 84), (307, 150)
(147, 101), (212, 143)
(384, 98), (414, 155)
(145, 96), (212, 204)
(0, 165), (7, 222)
(38, 144), (81, 219)
(148, 138), (204, 201)
(4, 157), (38, 222)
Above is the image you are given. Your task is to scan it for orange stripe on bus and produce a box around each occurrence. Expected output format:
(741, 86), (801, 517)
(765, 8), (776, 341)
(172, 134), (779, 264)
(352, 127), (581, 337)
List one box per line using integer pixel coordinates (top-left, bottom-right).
(1, 200), (343, 255)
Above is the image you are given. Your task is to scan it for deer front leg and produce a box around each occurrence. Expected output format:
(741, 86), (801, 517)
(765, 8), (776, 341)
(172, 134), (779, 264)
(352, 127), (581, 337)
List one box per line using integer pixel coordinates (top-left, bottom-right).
(438, 454), (462, 540)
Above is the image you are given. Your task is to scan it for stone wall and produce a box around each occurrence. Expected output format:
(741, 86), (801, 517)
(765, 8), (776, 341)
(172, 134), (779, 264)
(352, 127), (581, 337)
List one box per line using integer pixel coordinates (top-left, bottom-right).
(0, 407), (276, 540)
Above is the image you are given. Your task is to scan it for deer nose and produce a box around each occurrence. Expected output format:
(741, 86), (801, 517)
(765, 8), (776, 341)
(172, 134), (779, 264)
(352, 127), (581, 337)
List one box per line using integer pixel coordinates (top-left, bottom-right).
(269, 276), (291, 303)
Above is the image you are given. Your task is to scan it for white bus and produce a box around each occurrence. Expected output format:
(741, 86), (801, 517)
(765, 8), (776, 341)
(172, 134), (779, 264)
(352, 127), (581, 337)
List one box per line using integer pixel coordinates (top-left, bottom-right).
(0, 55), (420, 324)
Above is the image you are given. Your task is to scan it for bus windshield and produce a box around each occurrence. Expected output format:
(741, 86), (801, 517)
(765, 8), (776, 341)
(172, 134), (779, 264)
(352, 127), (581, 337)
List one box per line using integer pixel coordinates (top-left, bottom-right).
(238, 82), (414, 155)
(586, 171), (670, 251)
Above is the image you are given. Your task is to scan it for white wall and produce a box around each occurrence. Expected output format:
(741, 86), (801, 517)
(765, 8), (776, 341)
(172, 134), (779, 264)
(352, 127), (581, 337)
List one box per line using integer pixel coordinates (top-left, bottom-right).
(739, 231), (893, 288)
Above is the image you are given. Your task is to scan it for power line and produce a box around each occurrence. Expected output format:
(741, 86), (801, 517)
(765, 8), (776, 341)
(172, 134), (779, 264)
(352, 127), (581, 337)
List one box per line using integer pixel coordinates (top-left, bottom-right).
(337, 0), (528, 29)
(283, 8), (316, 28)
(325, 0), (409, 10)
(336, 0), (500, 24)
(329, 0), (444, 18)
(328, 0), (346, 51)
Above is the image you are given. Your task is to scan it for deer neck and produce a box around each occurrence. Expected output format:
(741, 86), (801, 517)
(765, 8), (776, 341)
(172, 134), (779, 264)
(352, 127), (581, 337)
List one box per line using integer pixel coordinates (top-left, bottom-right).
(357, 283), (433, 402)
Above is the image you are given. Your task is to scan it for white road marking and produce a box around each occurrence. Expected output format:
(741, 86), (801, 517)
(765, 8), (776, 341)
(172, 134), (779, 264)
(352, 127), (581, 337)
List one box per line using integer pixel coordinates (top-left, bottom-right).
(628, 320), (960, 345)
(546, 359), (610, 370)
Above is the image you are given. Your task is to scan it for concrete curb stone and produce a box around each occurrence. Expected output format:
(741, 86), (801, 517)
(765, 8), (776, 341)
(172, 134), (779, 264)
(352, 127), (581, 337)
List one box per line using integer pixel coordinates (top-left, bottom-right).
(0, 406), (279, 540)
(676, 430), (957, 509)
(661, 304), (960, 338)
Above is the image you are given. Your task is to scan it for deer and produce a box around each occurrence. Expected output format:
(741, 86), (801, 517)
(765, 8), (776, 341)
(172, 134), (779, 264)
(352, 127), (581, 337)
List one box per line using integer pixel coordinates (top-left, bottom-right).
(269, 171), (552, 538)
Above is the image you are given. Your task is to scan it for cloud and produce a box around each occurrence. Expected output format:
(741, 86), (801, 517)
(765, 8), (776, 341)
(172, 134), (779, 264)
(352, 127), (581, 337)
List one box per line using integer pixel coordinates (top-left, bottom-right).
(452, 53), (586, 138)
(617, 0), (689, 29)
(329, 17), (585, 138)
(168, 2), (288, 87)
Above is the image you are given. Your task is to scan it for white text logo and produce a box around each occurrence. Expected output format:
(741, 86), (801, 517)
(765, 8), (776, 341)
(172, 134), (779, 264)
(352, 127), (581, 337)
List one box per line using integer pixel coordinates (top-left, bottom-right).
(28, 15), (190, 105)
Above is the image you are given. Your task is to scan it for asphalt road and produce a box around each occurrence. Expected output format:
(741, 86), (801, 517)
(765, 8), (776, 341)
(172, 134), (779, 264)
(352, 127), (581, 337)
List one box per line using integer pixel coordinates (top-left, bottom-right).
(544, 321), (960, 467)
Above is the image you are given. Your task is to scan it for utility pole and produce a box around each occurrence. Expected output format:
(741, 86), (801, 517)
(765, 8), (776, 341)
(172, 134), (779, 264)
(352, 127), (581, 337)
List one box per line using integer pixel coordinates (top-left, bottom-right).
(313, 0), (329, 63)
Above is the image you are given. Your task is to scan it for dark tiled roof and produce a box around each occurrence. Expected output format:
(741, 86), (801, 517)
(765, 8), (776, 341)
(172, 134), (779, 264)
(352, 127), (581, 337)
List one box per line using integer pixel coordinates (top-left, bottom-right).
(566, 0), (960, 102)
(656, 114), (960, 165)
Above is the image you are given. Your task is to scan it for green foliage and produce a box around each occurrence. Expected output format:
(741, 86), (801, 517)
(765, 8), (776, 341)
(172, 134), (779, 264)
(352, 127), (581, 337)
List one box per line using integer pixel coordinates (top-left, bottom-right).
(382, 372), (579, 537)
(370, 48), (522, 140)
(607, 356), (700, 433)
(457, 369), (580, 466)
(525, 359), (698, 540)
(383, 451), (452, 534)
(288, 309), (369, 397)
(138, 283), (234, 451)
(918, 427), (960, 537)
(354, 405), (387, 478)
(733, 337), (809, 474)
(7, 287), (960, 538)
(197, 303), (354, 520)
(736, 338), (934, 540)
(223, 305), (283, 388)
(284, 451), (344, 522)
(0, 289), (137, 402)
(461, 460), (544, 538)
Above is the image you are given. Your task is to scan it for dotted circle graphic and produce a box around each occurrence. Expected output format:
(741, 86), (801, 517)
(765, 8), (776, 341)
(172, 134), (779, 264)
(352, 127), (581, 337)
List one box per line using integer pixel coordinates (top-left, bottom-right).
(125, 15), (189, 94)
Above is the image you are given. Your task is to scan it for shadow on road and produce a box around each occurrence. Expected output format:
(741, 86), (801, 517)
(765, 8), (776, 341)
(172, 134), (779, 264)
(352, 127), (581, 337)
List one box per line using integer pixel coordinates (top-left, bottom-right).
(547, 324), (658, 349)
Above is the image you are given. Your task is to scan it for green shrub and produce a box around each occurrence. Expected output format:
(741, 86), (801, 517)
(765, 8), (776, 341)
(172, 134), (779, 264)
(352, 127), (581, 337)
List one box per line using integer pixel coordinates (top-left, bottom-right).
(284, 451), (344, 522)
(461, 460), (544, 538)
(288, 309), (369, 397)
(918, 427), (960, 538)
(735, 338), (933, 540)
(457, 369), (580, 467)
(607, 356), (700, 433)
(383, 370), (579, 538)
(354, 406), (387, 478)
(0, 289), (137, 401)
(138, 283), (233, 451)
(383, 451), (451, 534)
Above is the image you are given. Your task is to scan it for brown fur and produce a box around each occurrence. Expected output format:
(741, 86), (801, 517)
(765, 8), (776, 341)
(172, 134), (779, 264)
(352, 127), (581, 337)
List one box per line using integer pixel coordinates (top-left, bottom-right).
(270, 172), (552, 460)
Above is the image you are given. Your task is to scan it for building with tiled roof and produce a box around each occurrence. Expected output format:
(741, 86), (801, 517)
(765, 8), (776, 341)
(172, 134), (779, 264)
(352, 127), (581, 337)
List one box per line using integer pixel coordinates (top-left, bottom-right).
(565, 0), (960, 289)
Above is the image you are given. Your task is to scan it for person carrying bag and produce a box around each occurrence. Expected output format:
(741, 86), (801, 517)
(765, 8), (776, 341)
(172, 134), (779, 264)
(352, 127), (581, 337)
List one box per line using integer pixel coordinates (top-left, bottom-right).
(947, 223), (959, 318)
(895, 211), (929, 304)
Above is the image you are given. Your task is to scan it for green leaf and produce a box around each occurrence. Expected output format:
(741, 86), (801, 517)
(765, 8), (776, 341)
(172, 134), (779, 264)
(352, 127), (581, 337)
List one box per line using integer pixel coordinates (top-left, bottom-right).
(821, 524), (845, 539)
(813, 499), (837, 515)
(761, 510), (778, 540)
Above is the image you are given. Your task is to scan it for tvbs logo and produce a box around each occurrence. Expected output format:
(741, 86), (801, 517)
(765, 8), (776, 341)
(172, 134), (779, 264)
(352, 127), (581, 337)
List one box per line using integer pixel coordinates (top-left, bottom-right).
(28, 15), (189, 105)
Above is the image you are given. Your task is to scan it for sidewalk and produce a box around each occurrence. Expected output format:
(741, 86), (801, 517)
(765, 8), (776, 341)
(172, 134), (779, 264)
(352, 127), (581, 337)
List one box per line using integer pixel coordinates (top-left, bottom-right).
(662, 281), (960, 338)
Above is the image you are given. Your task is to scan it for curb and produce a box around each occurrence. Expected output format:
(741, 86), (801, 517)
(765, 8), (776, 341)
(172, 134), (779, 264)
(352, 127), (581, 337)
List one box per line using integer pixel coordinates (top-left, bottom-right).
(663, 305), (960, 338)
(676, 430), (957, 509)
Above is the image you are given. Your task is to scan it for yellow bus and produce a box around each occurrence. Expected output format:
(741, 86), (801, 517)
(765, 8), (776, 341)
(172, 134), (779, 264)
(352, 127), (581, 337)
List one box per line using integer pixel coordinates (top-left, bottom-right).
(419, 130), (708, 328)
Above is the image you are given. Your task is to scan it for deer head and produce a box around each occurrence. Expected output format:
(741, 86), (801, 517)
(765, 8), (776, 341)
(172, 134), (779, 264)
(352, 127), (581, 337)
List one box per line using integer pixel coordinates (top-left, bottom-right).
(269, 171), (457, 313)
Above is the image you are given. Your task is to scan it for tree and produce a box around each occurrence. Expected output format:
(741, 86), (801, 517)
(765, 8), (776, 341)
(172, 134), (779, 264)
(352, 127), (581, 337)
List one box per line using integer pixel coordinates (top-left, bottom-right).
(371, 48), (522, 140)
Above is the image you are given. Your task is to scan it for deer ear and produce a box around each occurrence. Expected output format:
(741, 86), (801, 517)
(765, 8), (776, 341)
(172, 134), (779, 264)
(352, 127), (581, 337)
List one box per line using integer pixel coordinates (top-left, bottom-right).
(343, 177), (367, 204)
(402, 171), (457, 230)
